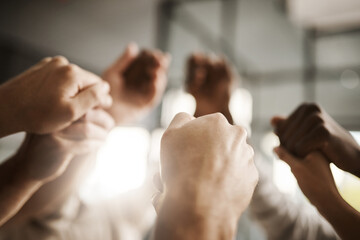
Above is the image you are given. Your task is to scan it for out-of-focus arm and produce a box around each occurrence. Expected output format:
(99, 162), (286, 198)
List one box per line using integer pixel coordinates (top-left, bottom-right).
(249, 155), (339, 240)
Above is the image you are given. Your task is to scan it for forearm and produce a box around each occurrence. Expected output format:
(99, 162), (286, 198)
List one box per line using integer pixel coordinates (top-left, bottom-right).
(316, 192), (360, 240)
(0, 84), (22, 138)
(153, 193), (237, 240)
(0, 154), (43, 227)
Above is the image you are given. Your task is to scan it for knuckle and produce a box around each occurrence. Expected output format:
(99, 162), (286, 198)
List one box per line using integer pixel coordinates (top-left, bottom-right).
(64, 104), (77, 120)
(89, 86), (101, 100)
(52, 56), (69, 65)
(248, 145), (255, 157)
(174, 112), (190, 120)
(305, 103), (321, 113)
(62, 64), (78, 76)
(234, 125), (247, 141)
(212, 112), (227, 123)
(41, 57), (52, 63)
(318, 126), (330, 139)
(82, 123), (92, 138)
(162, 129), (174, 141)
(310, 112), (324, 124)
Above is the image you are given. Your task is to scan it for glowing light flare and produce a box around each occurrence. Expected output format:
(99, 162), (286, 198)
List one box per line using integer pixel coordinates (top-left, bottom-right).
(229, 88), (253, 134)
(161, 89), (196, 128)
(80, 127), (150, 203)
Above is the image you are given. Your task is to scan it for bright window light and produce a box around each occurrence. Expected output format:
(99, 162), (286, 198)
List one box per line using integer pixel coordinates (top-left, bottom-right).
(80, 127), (150, 203)
(229, 88), (253, 134)
(148, 128), (165, 164)
(161, 88), (196, 128)
(273, 159), (298, 197)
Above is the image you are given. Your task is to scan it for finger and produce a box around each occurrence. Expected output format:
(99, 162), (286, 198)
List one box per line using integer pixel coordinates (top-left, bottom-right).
(59, 138), (104, 156)
(270, 116), (285, 128)
(168, 112), (194, 130)
(71, 82), (113, 120)
(82, 109), (115, 131)
(276, 104), (307, 139)
(29, 57), (53, 72)
(45, 56), (69, 70)
(271, 116), (286, 137)
(152, 191), (164, 214)
(294, 125), (328, 158)
(58, 122), (108, 141)
(286, 113), (323, 152)
(274, 146), (300, 169)
(111, 43), (139, 71)
(153, 172), (164, 192)
(75, 67), (110, 90)
(281, 104), (321, 148)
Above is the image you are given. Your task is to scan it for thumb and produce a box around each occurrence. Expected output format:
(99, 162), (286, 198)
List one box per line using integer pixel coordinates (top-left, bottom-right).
(112, 42), (139, 71)
(274, 146), (300, 169)
(70, 82), (112, 120)
(271, 116), (286, 128)
(167, 112), (194, 130)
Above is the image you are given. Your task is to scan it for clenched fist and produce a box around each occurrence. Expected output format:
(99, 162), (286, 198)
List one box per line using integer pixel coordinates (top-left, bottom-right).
(103, 43), (170, 124)
(0, 56), (112, 137)
(153, 112), (258, 240)
(185, 53), (234, 123)
(272, 103), (360, 177)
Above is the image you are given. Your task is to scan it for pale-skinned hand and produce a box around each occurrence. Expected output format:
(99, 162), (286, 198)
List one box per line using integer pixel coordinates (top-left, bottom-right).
(0, 57), (112, 137)
(153, 112), (258, 240)
(14, 108), (114, 183)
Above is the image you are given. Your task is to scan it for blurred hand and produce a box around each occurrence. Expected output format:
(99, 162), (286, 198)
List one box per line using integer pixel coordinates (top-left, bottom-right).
(272, 103), (360, 177)
(185, 53), (234, 123)
(273, 147), (360, 240)
(274, 147), (339, 207)
(0, 57), (112, 137)
(15, 108), (114, 183)
(154, 112), (257, 239)
(103, 43), (170, 124)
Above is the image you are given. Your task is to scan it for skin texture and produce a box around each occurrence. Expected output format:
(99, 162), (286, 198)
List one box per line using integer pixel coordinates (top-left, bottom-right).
(272, 103), (360, 177)
(0, 43), (169, 229)
(0, 109), (114, 228)
(185, 53), (234, 124)
(152, 112), (258, 240)
(0, 57), (112, 137)
(274, 147), (360, 240)
(103, 43), (170, 125)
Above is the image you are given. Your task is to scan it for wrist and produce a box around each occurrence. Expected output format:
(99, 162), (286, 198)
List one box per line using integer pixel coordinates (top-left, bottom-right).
(156, 187), (238, 240)
(0, 84), (23, 137)
(315, 188), (345, 220)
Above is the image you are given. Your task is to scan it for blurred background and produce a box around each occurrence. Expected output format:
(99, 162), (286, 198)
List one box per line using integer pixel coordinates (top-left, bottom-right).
(0, 0), (360, 239)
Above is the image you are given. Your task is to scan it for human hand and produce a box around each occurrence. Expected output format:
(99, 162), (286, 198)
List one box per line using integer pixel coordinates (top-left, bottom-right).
(185, 53), (234, 123)
(14, 108), (114, 183)
(103, 43), (170, 124)
(274, 147), (340, 208)
(0, 57), (112, 137)
(160, 112), (257, 219)
(272, 103), (360, 177)
(153, 112), (258, 240)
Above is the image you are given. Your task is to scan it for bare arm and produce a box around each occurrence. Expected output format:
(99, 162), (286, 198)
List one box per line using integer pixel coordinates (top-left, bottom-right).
(0, 57), (112, 138)
(152, 113), (258, 240)
(316, 183), (360, 240)
(0, 153), (44, 227)
(154, 192), (237, 240)
(275, 147), (360, 240)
